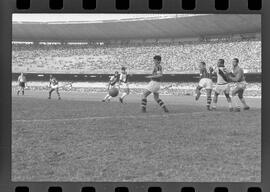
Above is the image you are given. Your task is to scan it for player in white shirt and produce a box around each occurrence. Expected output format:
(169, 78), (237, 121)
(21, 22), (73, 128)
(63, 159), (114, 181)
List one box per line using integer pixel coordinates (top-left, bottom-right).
(17, 72), (27, 96)
(102, 71), (119, 102)
(212, 59), (233, 111)
(119, 67), (130, 104)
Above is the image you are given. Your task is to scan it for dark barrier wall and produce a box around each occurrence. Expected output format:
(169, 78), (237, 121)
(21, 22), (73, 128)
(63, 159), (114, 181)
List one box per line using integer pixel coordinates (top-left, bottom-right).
(12, 73), (261, 83)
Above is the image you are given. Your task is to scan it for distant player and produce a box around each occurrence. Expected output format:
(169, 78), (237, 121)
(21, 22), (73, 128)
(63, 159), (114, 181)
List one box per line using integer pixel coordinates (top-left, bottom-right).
(119, 67), (130, 104)
(48, 75), (61, 100)
(17, 72), (27, 95)
(228, 58), (250, 112)
(212, 59), (233, 111)
(195, 62), (214, 110)
(102, 71), (119, 102)
(141, 55), (169, 113)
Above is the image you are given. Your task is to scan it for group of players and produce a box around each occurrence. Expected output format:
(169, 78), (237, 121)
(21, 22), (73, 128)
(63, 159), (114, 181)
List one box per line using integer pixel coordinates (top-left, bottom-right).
(17, 73), (61, 100)
(16, 55), (250, 112)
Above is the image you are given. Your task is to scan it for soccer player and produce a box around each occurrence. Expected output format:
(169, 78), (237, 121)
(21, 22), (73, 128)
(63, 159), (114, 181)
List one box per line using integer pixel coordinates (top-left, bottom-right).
(195, 62), (214, 110)
(119, 66), (130, 104)
(228, 58), (250, 112)
(17, 72), (27, 96)
(212, 59), (233, 111)
(48, 75), (61, 100)
(102, 71), (119, 102)
(141, 55), (169, 113)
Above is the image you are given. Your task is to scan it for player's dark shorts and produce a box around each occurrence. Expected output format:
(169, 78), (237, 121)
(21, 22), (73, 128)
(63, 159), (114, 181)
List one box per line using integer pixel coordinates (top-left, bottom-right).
(19, 82), (25, 88)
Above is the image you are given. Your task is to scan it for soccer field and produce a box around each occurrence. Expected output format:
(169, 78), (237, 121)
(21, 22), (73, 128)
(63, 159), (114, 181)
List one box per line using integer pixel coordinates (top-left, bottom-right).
(12, 90), (261, 182)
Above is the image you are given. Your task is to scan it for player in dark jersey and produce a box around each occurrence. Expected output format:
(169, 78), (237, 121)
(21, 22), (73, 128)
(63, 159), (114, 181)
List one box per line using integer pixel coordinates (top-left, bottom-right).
(141, 55), (169, 113)
(102, 71), (119, 102)
(228, 58), (250, 111)
(119, 66), (130, 104)
(195, 62), (214, 110)
(48, 75), (61, 100)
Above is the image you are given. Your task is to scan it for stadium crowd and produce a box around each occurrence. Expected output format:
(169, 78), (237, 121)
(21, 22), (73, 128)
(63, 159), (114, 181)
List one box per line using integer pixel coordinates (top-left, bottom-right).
(12, 38), (261, 74)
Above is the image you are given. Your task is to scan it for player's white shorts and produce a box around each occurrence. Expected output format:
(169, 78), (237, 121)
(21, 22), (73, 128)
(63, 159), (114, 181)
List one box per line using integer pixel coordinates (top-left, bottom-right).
(120, 83), (130, 93)
(215, 83), (230, 95)
(198, 78), (213, 89)
(51, 85), (59, 89)
(234, 81), (247, 90)
(146, 80), (160, 93)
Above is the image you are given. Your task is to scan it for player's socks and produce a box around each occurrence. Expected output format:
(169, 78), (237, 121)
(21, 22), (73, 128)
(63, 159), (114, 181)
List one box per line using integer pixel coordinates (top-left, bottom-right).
(22, 91), (24, 95)
(119, 97), (123, 104)
(103, 94), (110, 101)
(121, 93), (127, 99)
(240, 98), (249, 109)
(206, 105), (212, 111)
(17, 90), (20, 95)
(232, 96), (240, 110)
(195, 91), (201, 101)
(141, 98), (147, 112)
(156, 99), (168, 112)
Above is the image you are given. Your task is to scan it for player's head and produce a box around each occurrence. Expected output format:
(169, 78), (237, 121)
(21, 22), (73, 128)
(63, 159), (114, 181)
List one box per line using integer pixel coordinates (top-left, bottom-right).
(49, 74), (53, 79)
(232, 58), (239, 67)
(20, 72), (24, 76)
(121, 66), (126, 73)
(217, 59), (225, 67)
(114, 71), (119, 76)
(199, 62), (206, 69)
(153, 55), (161, 65)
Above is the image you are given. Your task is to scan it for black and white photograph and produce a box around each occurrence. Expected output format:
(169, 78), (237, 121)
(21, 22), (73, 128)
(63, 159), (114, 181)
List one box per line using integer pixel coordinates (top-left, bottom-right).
(12, 14), (261, 182)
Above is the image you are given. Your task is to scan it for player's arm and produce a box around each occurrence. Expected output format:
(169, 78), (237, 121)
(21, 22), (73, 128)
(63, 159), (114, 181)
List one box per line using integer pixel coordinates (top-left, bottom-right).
(229, 69), (242, 82)
(146, 67), (163, 78)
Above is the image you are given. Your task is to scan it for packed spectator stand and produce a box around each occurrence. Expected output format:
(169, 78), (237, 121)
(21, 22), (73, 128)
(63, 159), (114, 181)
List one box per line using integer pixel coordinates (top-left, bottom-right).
(12, 37), (261, 74)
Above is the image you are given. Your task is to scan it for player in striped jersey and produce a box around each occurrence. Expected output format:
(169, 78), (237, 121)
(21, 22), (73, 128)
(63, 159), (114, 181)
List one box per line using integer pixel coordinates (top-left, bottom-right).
(102, 71), (119, 102)
(17, 72), (27, 95)
(119, 67), (130, 104)
(141, 55), (169, 113)
(48, 75), (61, 100)
(195, 62), (214, 111)
(212, 59), (233, 111)
(228, 58), (250, 112)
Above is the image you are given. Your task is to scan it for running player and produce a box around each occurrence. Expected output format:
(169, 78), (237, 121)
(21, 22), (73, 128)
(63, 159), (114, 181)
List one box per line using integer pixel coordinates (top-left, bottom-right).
(195, 62), (214, 110)
(228, 58), (250, 112)
(17, 72), (27, 95)
(212, 59), (233, 111)
(102, 71), (119, 102)
(141, 55), (169, 113)
(48, 75), (61, 100)
(119, 67), (130, 104)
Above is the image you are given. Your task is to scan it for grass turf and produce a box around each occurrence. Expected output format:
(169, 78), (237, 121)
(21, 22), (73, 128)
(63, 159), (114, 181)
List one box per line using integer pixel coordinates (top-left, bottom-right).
(12, 91), (261, 182)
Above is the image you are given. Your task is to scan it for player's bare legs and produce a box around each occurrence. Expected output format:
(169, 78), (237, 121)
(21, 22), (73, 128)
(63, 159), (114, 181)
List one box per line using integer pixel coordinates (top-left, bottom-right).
(212, 92), (219, 110)
(231, 88), (241, 112)
(224, 93), (233, 112)
(232, 87), (249, 111)
(119, 89), (130, 104)
(153, 92), (169, 113)
(206, 89), (212, 111)
(102, 94), (112, 102)
(141, 90), (151, 112)
(48, 88), (54, 99)
(238, 89), (250, 110)
(195, 86), (202, 101)
(56, 88), (61, 100)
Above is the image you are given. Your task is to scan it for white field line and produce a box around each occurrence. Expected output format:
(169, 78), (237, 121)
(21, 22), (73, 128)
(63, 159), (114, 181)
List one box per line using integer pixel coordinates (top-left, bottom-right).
(13, 111), (224, 123)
